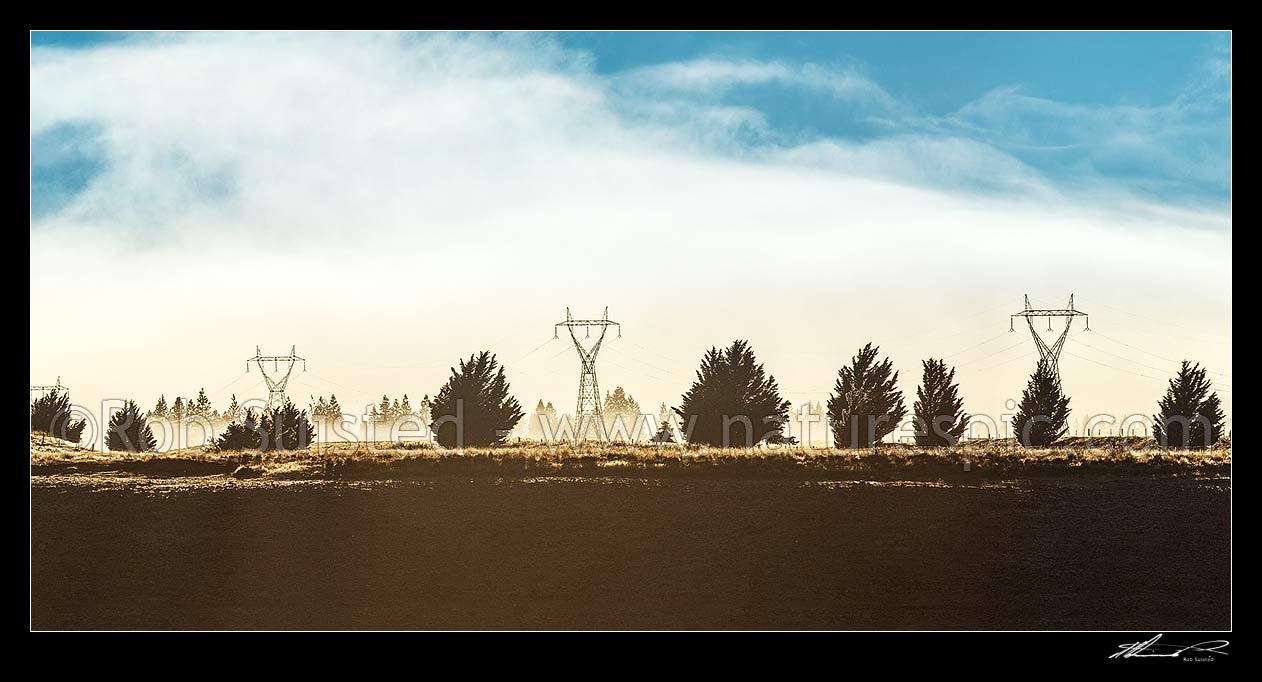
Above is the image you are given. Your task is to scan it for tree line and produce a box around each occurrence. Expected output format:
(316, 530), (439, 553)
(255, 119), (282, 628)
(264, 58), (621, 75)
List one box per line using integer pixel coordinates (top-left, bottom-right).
(32, 341), (1226, 452)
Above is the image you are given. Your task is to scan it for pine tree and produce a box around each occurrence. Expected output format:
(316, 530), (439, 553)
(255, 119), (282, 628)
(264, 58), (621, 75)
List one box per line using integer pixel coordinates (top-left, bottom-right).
(529, 399), (548, 439)
(259, 399), (316, 452)
(107, 400), (157, 452)
(828, 343), (907, 448)
(1012, 359), (1071, 447)
(1154, 360), (1226, 448)
(313, 396), (329, 421)
(172, 396), (185, 421)
(215, 410), (263, 451)
(913, 358), (969, 446)
(327, 395), (342, 422)
(391, 398), (402, 420)
(190, 387), (212, 419)
(419, 394), (431, 418)
(30, 389), (87, 443)
(429, 351), (524, 448)
(379, 395), (392, 422)
(676, 340), (792, 447)
(400, 394), (413, 417)
(152, 395), (169, 419)
(223, 394), (241, 423)
(603, 386), (641, 439)
(652, 402), (675, 443)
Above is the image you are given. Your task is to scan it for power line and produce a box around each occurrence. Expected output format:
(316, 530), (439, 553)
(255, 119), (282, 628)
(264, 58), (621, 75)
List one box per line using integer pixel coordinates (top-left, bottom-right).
(941, 331), (1011, 359)
(1083, 297), (1230, 343)
(954, 338), (1029, 368)
(1090, 330), (1231, 378)
(607, 345), (683, 377)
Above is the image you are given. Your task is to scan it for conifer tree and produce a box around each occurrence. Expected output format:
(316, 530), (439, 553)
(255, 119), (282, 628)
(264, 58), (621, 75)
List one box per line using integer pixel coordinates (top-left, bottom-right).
(912, 358), (969, 446)
(1154, 360), (1226, 447)
(223, 394), (241, 423)
(107, 400), (157, 452)
(1012, 359), (1071, 447)
(677, 340), (791, 447)
(429, 351), (524, 448)
(30, 389), (87, 443)
(828, 343), (907, 448)
(215, 410), (263, 451)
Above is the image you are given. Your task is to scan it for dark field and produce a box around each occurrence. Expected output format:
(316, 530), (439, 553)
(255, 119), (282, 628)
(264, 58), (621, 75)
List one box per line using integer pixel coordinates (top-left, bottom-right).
(31, 474), (1230, 630)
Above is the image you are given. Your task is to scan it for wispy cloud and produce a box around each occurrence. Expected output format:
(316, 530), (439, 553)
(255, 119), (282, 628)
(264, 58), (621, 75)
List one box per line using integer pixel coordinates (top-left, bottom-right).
(616, 58), (901, 111)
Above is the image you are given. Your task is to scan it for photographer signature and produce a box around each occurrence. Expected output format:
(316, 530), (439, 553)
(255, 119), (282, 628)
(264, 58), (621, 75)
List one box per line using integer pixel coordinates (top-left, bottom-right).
(1110, 634), (1229, 660)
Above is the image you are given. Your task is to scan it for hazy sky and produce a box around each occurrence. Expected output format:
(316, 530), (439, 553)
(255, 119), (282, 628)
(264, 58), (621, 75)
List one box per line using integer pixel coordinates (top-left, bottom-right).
(30, 31), (1231, 439)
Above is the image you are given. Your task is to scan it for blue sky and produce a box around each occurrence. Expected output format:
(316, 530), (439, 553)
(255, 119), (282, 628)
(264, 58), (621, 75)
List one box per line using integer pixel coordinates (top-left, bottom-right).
(32, 31), (1231, 219)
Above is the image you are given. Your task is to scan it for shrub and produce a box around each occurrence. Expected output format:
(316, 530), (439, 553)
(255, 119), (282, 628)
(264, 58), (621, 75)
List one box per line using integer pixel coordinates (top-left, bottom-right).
(30, 389), (87, 443)
(106, 400), (158, 452)
(215, 410), (264, 451)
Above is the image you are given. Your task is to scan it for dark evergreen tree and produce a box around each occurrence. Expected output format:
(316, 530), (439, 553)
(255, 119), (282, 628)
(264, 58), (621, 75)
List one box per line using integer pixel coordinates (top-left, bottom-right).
(107, 400), (157, 452)
(912, 358), (969, 446)
(429, 351), (524, 448)
(259, 399), (316, 452)
(1154, 360), (1226, 447)
(828, 343), (907, 448)
(327, 394), (342, 422)
(171, 396), (185, 421)
(30, 389), (87, 443)
(676, 340), (791, 447)
(215, 410), (263, 451)
(1012, 359), (1071, 447)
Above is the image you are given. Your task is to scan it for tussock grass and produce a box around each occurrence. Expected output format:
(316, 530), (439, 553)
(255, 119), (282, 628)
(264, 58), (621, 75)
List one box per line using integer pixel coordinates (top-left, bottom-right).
(30, 433), (1230, 481)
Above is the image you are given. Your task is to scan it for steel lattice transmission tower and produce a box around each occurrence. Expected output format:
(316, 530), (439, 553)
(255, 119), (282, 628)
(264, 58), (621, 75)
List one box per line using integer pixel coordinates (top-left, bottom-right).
(247, 346), (307, 410)
(30, 376), (66, 399)
(555, 307), (621, 442)
(1009, 294), (1089, 381)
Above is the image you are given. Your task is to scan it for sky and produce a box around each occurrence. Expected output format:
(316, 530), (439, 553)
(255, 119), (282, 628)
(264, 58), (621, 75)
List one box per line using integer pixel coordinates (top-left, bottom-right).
(29, 31), (1231, 444)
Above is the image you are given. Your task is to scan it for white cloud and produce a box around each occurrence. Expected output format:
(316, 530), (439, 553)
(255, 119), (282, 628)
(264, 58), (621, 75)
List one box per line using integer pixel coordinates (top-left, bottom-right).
(616, 57), (901, 112)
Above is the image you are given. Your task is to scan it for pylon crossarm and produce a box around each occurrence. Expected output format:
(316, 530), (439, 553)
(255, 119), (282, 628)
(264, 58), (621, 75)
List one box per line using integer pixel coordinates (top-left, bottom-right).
(1012, 309), (1088, 318)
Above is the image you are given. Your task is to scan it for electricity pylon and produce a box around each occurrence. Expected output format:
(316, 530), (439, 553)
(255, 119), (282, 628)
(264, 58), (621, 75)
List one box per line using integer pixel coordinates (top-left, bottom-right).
(247, 346), (306, 410)
(555, 307), (621, 442)
(30, 376), (66, 399)
(1010, 294), (1089, 381)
